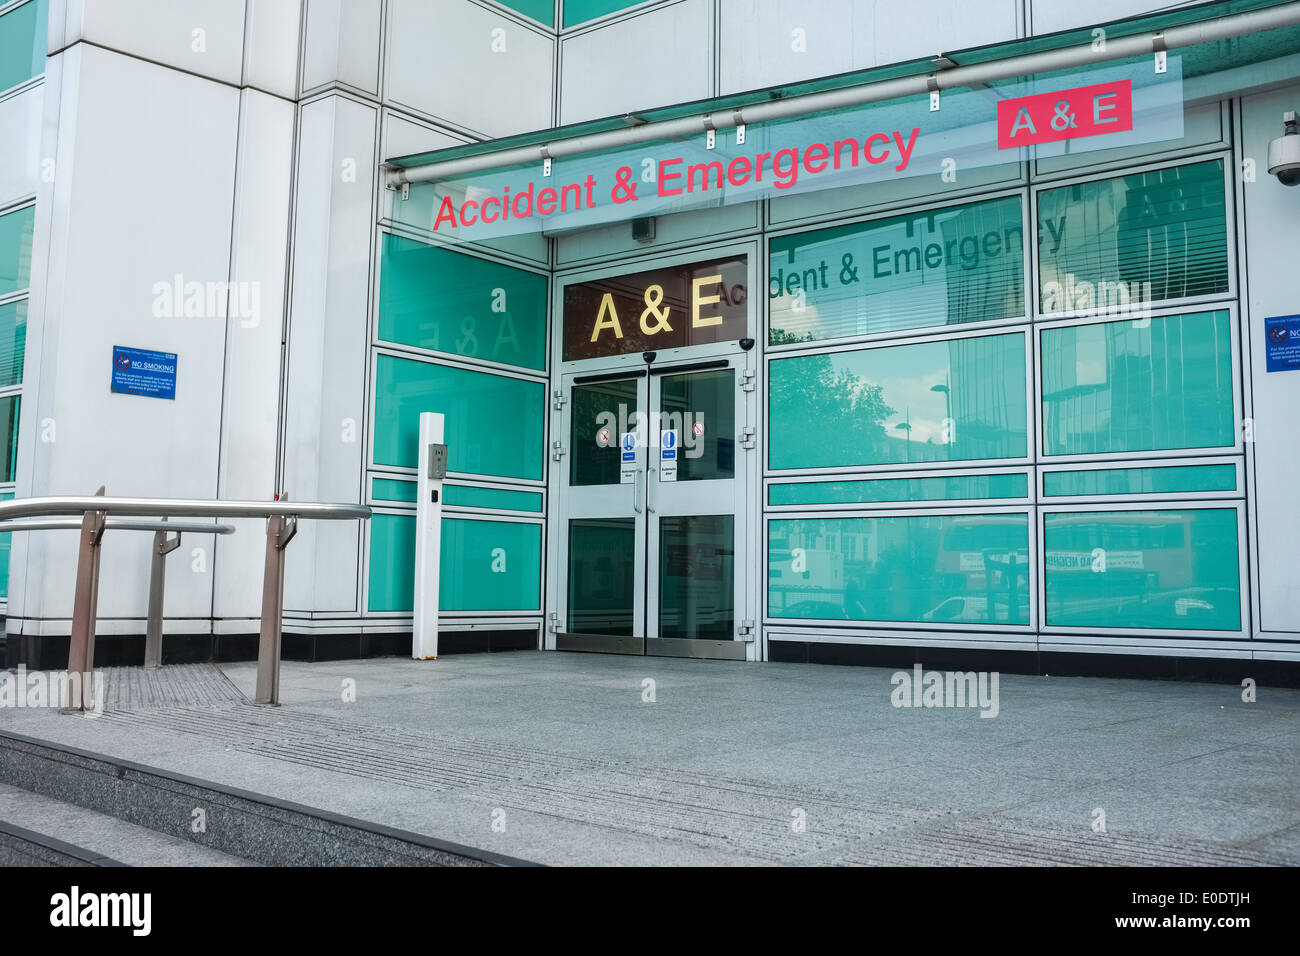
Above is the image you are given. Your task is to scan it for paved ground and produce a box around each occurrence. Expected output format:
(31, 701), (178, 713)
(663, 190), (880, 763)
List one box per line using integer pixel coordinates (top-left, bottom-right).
(2, 652), (1298, 865)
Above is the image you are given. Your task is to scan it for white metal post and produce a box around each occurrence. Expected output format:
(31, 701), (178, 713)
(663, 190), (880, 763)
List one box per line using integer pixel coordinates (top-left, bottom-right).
(413, 411), (446, 660)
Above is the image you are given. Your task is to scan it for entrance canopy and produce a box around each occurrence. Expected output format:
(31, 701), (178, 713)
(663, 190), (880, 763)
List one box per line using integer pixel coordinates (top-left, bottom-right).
(384, 0), (1300, 244)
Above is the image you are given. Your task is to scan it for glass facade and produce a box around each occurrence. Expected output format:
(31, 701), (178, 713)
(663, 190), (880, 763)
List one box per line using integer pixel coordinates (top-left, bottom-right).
(0, 0), (46, 93)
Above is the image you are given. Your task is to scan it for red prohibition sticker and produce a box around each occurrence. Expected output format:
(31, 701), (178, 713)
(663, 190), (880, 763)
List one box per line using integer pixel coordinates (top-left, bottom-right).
(997, 80), (1133, 149)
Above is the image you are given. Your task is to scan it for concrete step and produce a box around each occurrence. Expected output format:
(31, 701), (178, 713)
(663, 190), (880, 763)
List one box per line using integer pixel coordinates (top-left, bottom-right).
(0, 783), (249, 866)
(0, 728), (535, 866)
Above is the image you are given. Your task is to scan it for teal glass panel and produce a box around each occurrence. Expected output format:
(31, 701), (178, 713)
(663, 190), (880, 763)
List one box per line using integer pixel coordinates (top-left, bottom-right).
(1038, 160), (1229, 312)
(770, 473), (1028, 506)
(0, 0), (47, 92)
(441, 518), (541, 610)
(367, 513), (417, 612)
(1041, 310), (1235, 456)
(367, 515), (541, 612)
(770, 196), (1025, 345)
(498, 0), (554, 26)
(0, 300), (26, 387)
(562, 0), (641, 27)
(0, 395), (17, 483)
(1043, 464), (1236, 497)
(378, 234), (547, 371)
(444, 484), (543, 512)
(768, 332), (1027, 469)
(769, 514), (1030, 624)
(568, 518), (635, 635)
(0, 205), (35, 296)
(372, 477), (417, 503)
(0, 491), (12, 600)
(372, 354), (545, 480)
(659, 514), (734, 640)
(1044, 509), (1240, 630)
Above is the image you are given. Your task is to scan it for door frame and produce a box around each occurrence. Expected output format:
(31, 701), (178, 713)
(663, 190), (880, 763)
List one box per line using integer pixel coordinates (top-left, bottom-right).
(545, 241), (761, 660)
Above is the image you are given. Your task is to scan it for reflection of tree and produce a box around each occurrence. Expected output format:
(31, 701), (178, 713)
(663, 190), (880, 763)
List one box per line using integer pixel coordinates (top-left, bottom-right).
(770, 328), (818, 346)
(771, 353), (896, 457)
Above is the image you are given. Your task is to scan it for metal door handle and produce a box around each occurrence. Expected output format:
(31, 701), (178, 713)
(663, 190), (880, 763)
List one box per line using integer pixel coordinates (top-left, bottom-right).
(633, 468), (643, 513)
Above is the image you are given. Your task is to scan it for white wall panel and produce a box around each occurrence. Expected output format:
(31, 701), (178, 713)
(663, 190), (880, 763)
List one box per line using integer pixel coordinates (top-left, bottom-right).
(283, 94), (376, 615)
(243, 0), (303, 100)
(64, 0), (247, 85)
(386, 0), (554, 137)
(12, 45), (238, 626)
(301, 0), (382, 95)
(560, 0), (709, 124)
(1241, 84), (1300, 635)
(213, 89), (296, 620)
(1031, 0), (1202, 35)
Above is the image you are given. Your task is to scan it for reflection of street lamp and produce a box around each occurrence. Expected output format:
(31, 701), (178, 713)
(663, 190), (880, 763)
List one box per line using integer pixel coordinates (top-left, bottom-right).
(894, 407), (912, 463)
(931, 379), (952, 445)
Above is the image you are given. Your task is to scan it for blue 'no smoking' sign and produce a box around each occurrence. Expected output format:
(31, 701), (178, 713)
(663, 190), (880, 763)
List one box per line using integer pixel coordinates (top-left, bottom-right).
(1265, 315), (1300, 372)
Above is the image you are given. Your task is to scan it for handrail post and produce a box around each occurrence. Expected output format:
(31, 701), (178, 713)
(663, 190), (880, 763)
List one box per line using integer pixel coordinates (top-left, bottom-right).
(143, 523), (182, 669)
(254, 513), (298, 705)
(65, 508), (107, 712)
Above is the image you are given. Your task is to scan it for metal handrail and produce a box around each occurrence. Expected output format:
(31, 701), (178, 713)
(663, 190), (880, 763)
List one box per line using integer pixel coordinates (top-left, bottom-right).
(1, 494), (372, 710)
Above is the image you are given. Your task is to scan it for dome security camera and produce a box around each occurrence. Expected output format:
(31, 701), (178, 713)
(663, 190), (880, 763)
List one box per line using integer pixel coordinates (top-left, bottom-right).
(1268, 111), (1300, 187)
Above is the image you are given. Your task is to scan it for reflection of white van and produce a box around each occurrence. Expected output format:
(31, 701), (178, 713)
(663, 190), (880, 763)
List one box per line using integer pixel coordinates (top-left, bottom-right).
(767, 548), (845, 616)
(921, 596), (989, 622)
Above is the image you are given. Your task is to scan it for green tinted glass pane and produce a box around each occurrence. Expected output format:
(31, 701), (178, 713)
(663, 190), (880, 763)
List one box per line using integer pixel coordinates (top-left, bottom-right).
(0, 205), (35, 296)
(568, 518), (635, 635)
(0, 300), (26, 387)
(368, 514), (541, 612)
(0, 0), (46, 92)
(498, 0), (554, 26)
(444, 484), (543, 512)
(1044, 509), (1240, 630)
(659, 515), (733, 640)
(769, 332), (1027, 469)
(378, 234), (547, 371)
(372, 477), (417, 503)
(441, 519), (541, 610)
(770, 196), (1024, 345)
(769, 514), (1030, 624)
(770, 473), (1028, 506)
(1038, 160), (1228, 311)
(562, 0), (641, 27)
(373, 354), (545, 480)
(1043, 464), (1237, 497)
(661, 370), (734, 481)
(0, 395), (17, 482)
(570, 378), (638, 486)
(0, 490), (12, 600)
(1041, 310), (1234, 456)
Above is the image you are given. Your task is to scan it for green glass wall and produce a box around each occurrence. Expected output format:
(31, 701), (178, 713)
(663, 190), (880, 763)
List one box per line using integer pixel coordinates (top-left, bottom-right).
(499, 0), (554, 26)
(769, 514), (1030, 625)
(769, 332), (1028, 469)
(378, 234), (547, 371)
(770, 195), (1025, 345)
(0, 396), (17, 483)
(372, 354), (545, 480)
(0, 0), (47, 92)
(0, 491), (11, 600)
(1038, 160), (1229, 312)
(770, 473), (1028, 506)
(367, 514), (541, 612)
(0, 301), (26, 389)
(563, 0), (642, 28)
(0, 205), (35, 297)
(1040, 311), (1235, 456)
(1043, 464), (1236, 497)
(372, 477), (541, 512)
(1043, 509), (1240, 630)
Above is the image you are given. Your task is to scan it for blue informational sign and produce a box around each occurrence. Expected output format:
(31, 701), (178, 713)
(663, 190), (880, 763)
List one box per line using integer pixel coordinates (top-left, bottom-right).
(661, 429), (678, 460)
(620, 432), (636, 463)
(1265, 315), (1300, 373)
(111, 345), (177, 399)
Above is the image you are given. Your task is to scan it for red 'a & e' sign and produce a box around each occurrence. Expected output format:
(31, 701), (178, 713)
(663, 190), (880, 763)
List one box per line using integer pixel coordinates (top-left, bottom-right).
(997, 80), (1133, 149)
